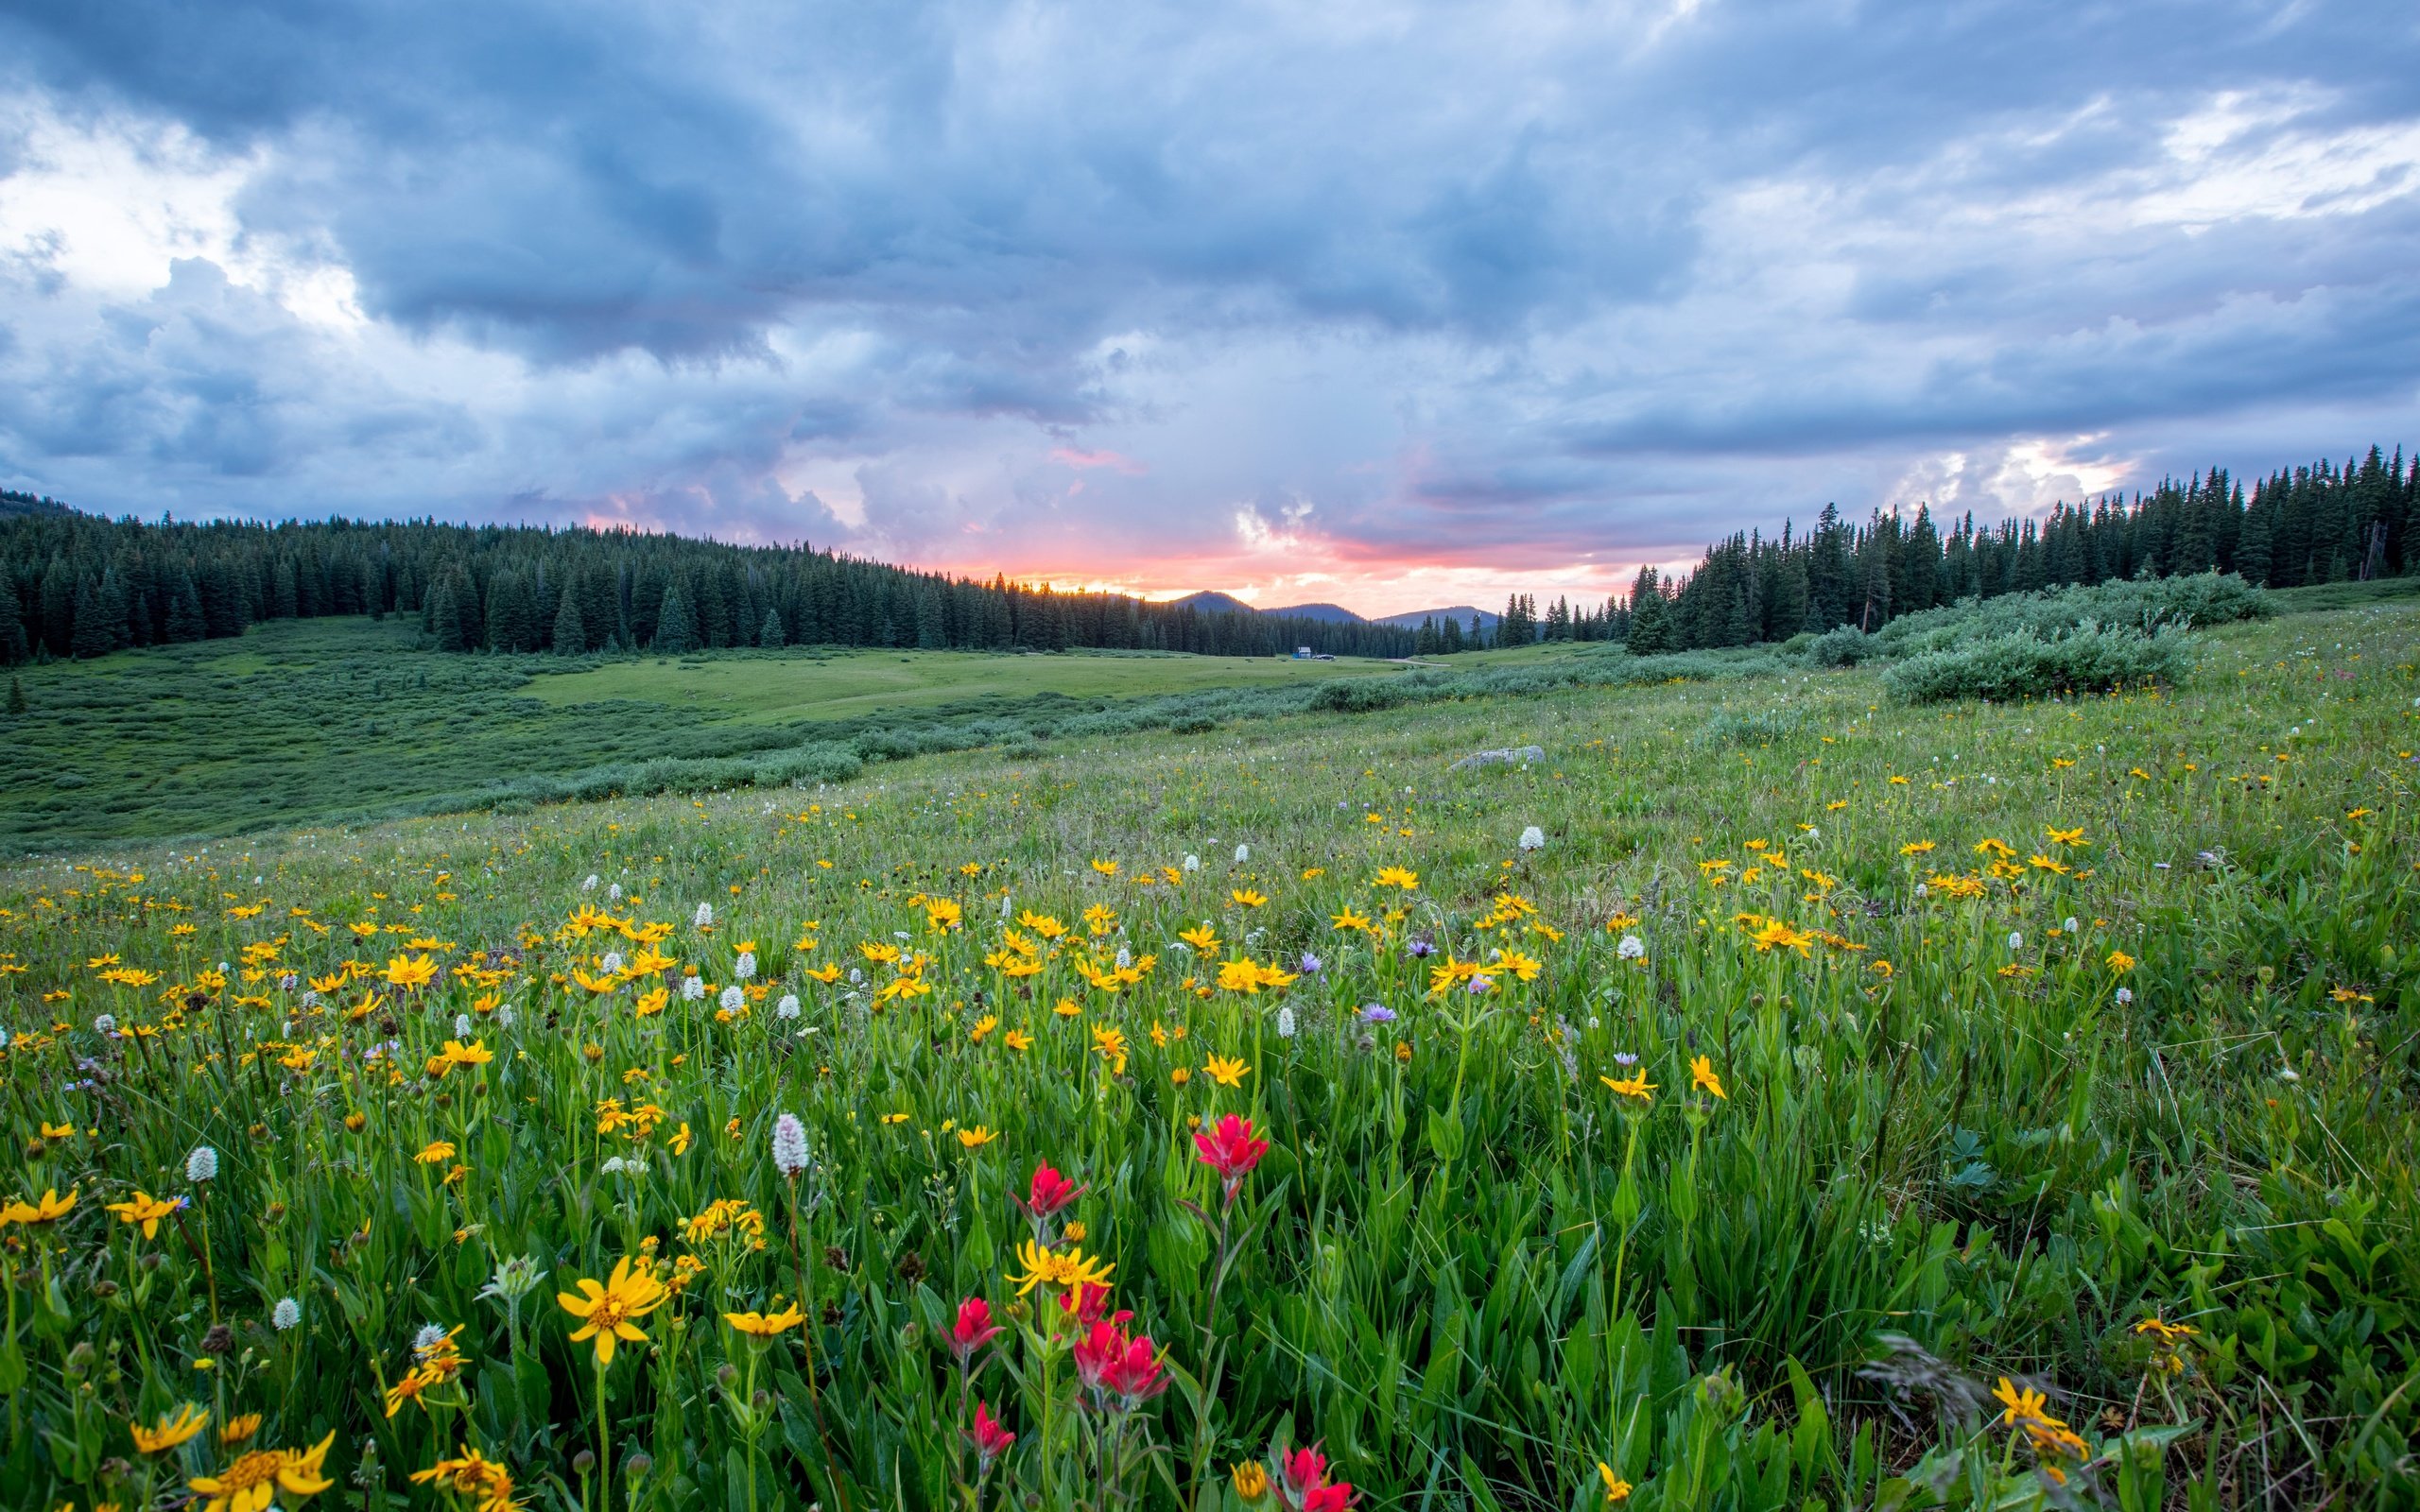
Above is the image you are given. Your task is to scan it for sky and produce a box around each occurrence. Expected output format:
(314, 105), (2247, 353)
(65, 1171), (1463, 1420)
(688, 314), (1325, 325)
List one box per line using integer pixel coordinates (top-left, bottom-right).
(1, 2), (2415, 619)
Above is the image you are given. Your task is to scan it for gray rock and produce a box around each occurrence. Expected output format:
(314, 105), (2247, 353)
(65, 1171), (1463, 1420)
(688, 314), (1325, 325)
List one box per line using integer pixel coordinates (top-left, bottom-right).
(1449, 745), (1546, 771)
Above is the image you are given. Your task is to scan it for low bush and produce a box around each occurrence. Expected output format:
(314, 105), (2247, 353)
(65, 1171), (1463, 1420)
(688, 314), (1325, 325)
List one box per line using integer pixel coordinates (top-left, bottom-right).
(1883, 627), (2194, 703)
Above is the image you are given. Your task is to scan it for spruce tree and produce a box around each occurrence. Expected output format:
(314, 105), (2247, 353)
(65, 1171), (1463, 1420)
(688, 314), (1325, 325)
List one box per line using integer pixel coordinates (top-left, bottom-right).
(427, 584), (464, 652)
(70, 578), (115, 659)
(164, 571), (208, 643)
(6, 675), (24, 714)
(653, 585), (700, 653)
(553, 587), (588, 655)
(761, 606), (786, 648)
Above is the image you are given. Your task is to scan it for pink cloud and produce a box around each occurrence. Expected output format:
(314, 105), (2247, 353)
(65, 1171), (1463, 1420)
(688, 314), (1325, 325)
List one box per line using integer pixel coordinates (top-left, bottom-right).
(1048, 445), (1148, 475)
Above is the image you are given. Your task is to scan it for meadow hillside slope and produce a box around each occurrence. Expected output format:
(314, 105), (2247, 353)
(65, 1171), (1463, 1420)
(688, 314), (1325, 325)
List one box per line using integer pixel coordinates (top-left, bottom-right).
(0, 599), (2413, 1510)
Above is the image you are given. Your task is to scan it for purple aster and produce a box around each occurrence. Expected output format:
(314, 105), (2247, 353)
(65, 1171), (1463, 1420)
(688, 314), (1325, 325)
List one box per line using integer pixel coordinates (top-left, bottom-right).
(1358, 1004), (1397, 1024)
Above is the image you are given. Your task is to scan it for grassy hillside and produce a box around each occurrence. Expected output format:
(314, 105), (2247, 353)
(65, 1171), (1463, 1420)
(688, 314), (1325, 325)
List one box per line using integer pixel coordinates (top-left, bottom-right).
(0, 599), (2412, 1509)
(0, 621), (1399, 850)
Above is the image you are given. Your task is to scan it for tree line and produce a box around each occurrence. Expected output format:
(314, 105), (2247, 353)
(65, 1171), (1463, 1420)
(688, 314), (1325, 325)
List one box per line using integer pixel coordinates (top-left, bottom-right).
(0, 515), (1417, 664)
(4, 440), (2411, 666)
(1488, 443), (2415, 651)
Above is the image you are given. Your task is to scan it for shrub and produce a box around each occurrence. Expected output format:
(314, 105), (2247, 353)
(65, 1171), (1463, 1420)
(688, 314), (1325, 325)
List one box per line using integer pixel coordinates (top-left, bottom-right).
(1695, 706), (1809, 747)
(1800, 626), (1874, 667)
(1883, 627), (2194, 704)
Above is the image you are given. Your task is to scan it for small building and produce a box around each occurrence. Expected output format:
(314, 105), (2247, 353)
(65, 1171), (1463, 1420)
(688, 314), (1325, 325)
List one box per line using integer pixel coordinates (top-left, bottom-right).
(1294, 645), (1313, 659)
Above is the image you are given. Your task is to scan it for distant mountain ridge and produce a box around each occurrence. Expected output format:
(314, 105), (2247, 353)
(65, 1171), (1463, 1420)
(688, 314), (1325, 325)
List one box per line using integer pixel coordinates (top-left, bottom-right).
(1170, 592), (1497, 632)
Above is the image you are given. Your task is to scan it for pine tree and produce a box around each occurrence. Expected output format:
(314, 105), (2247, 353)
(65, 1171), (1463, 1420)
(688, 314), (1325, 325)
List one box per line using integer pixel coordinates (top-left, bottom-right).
(6, 675), (24, 714)
(427, 584), (464, 652)
(553, 586), (588, 655)
(69, 577), (115, 659)
(164, 571), (208, 643)
(761, 606), (786, 648)
(653, 585), (700, 653)
(0, 577), (27, 666)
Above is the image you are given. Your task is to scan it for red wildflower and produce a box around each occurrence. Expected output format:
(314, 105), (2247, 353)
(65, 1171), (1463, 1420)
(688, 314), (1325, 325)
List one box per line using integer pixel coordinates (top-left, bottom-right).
(1019, 1162), (1085, 1223)
(1279, 1445), (1355, 1511)
(965, 1400), (1015, 1464)
(1056, 1280), (1132, 1329)
(1072, 1320), (1168, 1405)
(951, 1297), (1004, 1362)
(1192, 1113), (1270, 1203)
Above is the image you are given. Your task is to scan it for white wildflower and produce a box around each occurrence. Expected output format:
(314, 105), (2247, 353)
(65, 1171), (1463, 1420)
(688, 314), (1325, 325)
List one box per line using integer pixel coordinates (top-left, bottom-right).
(2007, 932), (2024, 951)
(93, 1013), (117, 1035)
(776, 994), (801, 1020)
(1274, 1005), (1296, 1039)
(454, 1013), (473, 1039)
(608, 883), (623, 902)
(1234, 844), (1250, 864)
(1616, 935), (1646, 961)
(272, 1297), (302, 1331)
(693, 902), (714, 928)
(2064, 917), (2079, 935)
(582, 874), (599, 892)
(599, 950), (625, 976)
(2115, 987), (2134, 1005)
(771, 1113), (810, 1177)
(681, 975), (706, 1002)
(719, 985), (745, 1013)
(1518, 826), (1545, 852)
(735, 951), (757, 981)
(1183, 854), (1200, 872)
(186, 1145), (218, 1183)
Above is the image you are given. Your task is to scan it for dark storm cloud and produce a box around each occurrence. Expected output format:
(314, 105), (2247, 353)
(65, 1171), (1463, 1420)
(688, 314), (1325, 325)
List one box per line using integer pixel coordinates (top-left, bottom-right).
(0, 0), (2413, 588)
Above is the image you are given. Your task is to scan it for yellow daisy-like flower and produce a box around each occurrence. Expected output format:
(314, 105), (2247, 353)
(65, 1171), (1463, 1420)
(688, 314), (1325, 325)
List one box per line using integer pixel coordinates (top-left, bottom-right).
(1688, 1056), (1727, 1101)
(1006, 1239), (1115, 1297)
(1599, 1071), (1656, 1105)
(1598, 1461), (1633, 1503)
(382, 954), (439, 991)
(2, 1187), (78, 1226)
(187, 1430), (335, 1512)
(130, 1401), (211, 1454)
(1203, 1054), (1251, 1089)
(724, 1304), (806, 1338)
(415, 1141), (457, 1165)
(556, 1256), (668, 1367)
(105, 1190), (182, 1240)
(957, 1125), (998, 1149)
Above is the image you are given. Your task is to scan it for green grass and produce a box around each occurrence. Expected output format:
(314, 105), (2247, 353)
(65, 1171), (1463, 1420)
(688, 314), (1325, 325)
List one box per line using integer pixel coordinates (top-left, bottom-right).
(0, 599), (2414, 1511)
(521, 644), (1396, 725)
(0, 623), (1406, 850)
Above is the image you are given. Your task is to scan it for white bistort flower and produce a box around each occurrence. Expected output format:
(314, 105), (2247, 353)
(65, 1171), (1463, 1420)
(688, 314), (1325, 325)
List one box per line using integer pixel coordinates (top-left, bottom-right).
(771, 1113), (810, 1177)
(719, 985), (745, 1013)
(776, 994), (801, 1020)
(272, 1297), (302, 1332)
(1617, 935), (1646, 961)
(454, 1013), (473, 1039)
(1234, 844), (1250, 864)
(693, 902), (715, 928)
(186, 1145), (218, 1183)
(682, 975), (707, 1002)
(1518, 826), (1545, 852)
(735, 951), (757, 981)
(1275, 1005), (1296, 1040)
(582, 874), (600, 892)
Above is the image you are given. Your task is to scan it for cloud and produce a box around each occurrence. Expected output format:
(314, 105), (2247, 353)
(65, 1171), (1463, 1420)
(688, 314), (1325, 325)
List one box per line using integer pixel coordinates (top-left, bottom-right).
(0, 0), (2415, 613)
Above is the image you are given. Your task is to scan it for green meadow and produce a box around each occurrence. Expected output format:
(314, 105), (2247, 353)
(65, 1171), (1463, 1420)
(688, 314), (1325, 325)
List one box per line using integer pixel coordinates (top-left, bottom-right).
(0, 592), (2414, 1510)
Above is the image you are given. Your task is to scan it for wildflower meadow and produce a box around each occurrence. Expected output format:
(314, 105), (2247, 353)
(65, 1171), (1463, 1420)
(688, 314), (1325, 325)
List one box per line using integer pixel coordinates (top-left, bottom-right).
(2, 597), (2415, 1511)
